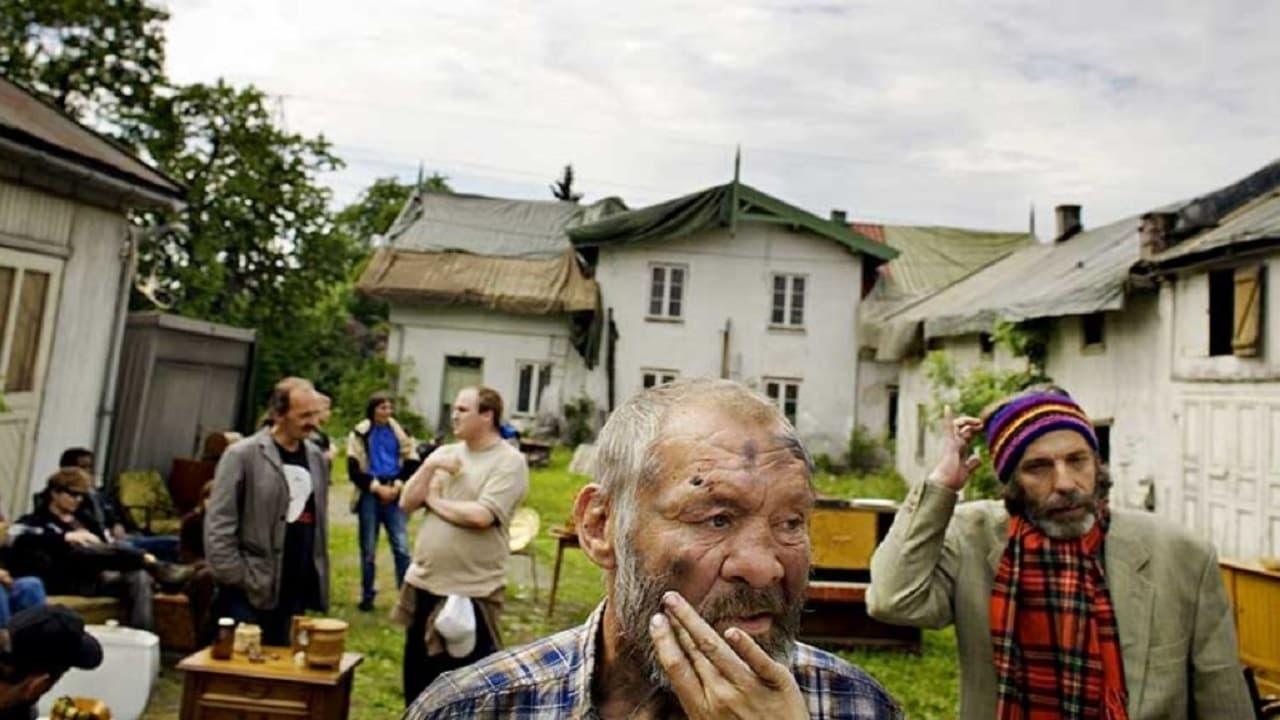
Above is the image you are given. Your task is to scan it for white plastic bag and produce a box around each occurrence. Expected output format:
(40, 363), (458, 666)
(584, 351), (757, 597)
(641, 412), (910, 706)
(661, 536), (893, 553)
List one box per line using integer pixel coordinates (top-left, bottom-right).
(434, 594), (476, 658)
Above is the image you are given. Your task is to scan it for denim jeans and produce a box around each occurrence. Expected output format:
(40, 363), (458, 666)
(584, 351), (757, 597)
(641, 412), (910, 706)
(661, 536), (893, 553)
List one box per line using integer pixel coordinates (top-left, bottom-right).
(0, 576), (46, 626)
(126, 534), (180, 562)
(357, 489), (410, 604)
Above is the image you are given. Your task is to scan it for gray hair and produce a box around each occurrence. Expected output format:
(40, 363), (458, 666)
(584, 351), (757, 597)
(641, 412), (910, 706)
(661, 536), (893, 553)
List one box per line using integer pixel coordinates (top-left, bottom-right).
(594, 377), (813, 544)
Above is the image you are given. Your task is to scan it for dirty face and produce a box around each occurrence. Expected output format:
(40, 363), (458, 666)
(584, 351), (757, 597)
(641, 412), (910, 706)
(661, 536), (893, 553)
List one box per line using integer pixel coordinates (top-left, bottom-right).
(613, 402), (814, 681)
(1011, 429), (1100, 538)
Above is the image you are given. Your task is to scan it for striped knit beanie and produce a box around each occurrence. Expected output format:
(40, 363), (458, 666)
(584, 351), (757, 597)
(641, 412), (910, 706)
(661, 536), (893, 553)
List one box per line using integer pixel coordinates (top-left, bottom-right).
(984, 391), (1098, 483)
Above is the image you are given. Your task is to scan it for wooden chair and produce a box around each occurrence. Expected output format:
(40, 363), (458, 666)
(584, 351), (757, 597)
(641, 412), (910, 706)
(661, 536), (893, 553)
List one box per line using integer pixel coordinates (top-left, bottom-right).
(508, 507), (541, 601)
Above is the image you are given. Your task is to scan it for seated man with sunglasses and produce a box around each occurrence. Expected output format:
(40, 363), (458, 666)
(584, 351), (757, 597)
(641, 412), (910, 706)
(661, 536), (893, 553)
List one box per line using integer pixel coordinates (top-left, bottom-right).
(5, 469), (155, 630)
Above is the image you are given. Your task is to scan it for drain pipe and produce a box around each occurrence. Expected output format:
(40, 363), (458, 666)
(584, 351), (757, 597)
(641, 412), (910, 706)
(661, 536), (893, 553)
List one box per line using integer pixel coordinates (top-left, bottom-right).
(94, 223), (185, 485)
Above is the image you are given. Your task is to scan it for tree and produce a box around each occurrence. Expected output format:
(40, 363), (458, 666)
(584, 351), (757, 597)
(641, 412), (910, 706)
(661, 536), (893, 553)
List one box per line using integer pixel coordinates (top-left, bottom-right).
(0, 0), (168, 133)
(550, 164), (582, 203)
(131, 80), (355, 402)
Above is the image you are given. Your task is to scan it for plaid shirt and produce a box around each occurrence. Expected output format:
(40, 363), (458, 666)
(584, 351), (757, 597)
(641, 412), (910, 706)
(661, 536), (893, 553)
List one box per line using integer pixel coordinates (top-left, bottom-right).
(404, 602), (901, 719)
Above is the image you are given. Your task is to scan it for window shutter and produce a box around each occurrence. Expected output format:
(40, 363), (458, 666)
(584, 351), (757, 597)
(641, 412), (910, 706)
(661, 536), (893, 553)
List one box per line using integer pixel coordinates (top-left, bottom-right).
(1232, 264), (1263, 357)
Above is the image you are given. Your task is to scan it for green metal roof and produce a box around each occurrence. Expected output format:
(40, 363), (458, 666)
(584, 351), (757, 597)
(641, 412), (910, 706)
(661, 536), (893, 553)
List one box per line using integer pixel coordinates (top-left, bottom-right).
(568, 181), (897, 261)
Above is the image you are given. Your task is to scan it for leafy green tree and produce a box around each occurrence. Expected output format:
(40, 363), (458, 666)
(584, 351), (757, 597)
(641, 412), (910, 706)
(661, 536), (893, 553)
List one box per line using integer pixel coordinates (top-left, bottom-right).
(131, 80), (356, 402)
(0, 0), (168, 132)
(923, 350), (1042, 499)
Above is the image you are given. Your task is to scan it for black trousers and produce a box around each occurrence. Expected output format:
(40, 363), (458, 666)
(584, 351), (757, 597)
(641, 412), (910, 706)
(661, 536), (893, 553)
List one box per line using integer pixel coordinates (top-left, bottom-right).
(403, 588), (497, 707)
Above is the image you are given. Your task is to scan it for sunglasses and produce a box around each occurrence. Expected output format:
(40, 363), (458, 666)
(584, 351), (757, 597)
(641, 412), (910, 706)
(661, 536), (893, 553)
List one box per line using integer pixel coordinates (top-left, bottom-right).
(54, 488), (87, 500)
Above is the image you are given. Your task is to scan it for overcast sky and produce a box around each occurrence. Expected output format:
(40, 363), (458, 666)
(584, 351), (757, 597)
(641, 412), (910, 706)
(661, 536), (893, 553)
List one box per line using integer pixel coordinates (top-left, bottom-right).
(162, 0), (1280, 234)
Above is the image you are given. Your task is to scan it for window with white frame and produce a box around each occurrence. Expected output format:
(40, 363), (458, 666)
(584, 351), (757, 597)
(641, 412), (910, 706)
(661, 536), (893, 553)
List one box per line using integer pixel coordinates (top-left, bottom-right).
(764, 378), (800, 427)
(515, 361), (552, 415)
(641, 368), (679, 389)
(647, 263), (686, 319)
(770, 273), (805, 327)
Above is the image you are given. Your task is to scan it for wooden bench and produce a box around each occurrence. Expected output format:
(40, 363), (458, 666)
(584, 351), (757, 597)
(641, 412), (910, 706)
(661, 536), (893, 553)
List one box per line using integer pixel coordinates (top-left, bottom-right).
(47, 593), (195, 650)
(46, 595), (124, 625)
(799, 498), (922, 652)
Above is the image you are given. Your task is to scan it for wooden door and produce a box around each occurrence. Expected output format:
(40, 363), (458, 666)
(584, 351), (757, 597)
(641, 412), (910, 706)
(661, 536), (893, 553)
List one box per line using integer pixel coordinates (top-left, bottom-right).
(0, 247), (62, 518)
(439, 356), (483, 435)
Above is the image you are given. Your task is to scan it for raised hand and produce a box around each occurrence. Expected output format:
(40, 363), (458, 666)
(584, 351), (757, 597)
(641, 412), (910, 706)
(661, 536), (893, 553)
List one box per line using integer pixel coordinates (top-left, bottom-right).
(649, 591), (807, 720)
(929, 405), (982, 491)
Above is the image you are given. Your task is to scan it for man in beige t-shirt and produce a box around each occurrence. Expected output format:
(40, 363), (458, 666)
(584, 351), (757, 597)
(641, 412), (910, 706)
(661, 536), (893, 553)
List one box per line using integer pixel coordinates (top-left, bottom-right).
(397, 385), (529, 706)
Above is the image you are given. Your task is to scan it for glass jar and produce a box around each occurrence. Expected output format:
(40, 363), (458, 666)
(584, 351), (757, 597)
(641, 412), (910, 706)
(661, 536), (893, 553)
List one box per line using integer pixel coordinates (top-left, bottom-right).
(212, 617), (235, 660)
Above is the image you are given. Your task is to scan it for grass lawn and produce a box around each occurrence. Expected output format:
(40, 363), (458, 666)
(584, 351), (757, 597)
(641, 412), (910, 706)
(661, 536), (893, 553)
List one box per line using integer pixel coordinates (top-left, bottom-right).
(141, 448), (957, 718)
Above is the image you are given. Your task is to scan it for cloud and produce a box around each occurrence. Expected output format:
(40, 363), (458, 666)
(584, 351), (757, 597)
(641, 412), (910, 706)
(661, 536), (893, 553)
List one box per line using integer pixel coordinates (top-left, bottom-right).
(161, 0), (1280, 232)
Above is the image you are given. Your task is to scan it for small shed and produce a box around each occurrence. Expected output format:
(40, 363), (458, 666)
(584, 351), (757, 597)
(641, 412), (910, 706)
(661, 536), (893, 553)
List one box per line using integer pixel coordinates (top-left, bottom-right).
(106, 312), (255, 484)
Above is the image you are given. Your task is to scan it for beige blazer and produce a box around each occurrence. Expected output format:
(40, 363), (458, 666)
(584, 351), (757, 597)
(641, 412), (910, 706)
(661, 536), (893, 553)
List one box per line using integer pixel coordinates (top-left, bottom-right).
(866, 480), (1251, 720)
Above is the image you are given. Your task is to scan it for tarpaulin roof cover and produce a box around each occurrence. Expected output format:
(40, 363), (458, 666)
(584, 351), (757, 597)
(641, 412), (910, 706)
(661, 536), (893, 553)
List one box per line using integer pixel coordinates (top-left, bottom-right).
(385, 188), (627, 259)
(875, 214), (1141, 358)
(568, 182), (898, 261)
(857, 224), (1033, 350)
(357, 248), (599, 315)
(0, 76), (183, 201)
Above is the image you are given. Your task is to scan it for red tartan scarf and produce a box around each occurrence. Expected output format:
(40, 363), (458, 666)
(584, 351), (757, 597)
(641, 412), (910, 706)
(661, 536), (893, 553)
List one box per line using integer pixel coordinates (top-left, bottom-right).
(989, 509), (1129, 720)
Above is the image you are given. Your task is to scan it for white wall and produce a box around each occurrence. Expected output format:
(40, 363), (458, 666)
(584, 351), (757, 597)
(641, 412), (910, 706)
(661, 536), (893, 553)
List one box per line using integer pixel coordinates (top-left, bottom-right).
(855, 357), (899, 440)
(1163, 260), (1280, 558)
(30, 204), (127, 488)
(1043, 292), (1165, 510)
(388, 305), (589, 434)
(0, 180), (125, 511)
(595, 222), (863, 458)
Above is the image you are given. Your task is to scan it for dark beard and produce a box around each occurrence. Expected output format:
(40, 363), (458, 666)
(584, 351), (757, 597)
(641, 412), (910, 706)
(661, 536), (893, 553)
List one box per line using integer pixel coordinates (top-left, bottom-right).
(612, 540), (803, 690)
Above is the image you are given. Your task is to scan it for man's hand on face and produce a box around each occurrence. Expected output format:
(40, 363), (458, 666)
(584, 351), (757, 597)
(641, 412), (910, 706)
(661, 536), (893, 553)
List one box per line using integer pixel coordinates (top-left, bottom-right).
(649, 591), (807, 720)
(63, 529), (102, 547)
(928, 405), (983, 491)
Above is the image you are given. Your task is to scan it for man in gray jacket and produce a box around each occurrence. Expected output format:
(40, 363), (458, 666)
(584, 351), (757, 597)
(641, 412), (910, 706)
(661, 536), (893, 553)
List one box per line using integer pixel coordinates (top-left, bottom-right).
(867, 386), (1251, 720)
(205, 376), (330, 645)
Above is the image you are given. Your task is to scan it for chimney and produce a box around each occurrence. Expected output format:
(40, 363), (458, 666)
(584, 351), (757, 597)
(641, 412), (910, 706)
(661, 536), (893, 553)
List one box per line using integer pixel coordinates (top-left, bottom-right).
(830, 209), (847, 224)
(1139, 211), (1178, 260)
(1054, 204), (1082, 242)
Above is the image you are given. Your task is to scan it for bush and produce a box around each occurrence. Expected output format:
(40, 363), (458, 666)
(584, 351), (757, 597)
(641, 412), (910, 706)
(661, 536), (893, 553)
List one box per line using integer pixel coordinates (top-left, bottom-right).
(847, 424), (888, 474)
(923, 349), (1046, 499)
(562, 396), (596, 446)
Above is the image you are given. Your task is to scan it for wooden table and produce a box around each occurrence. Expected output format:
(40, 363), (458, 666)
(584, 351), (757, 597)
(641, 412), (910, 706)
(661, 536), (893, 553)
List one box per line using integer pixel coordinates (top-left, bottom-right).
(546, 524), (580, 618)
(178, 646), (363, 719)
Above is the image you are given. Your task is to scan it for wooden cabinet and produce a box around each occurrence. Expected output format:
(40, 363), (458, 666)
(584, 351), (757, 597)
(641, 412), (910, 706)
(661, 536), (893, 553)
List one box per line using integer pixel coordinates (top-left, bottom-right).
(178, 647), (362, 720)
(1221, 559), (1280, 697)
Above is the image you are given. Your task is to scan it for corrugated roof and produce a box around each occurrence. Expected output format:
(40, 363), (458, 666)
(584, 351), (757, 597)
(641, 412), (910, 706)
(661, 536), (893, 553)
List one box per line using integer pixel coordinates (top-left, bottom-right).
(0, 76), (182, 200)
(873, 224), (1034, 298)
(856, 223), (1033, 350)
(569, 182), (898, 261)
(1149, 189), (1280, 269)
(876, 215), (1139, 357)
(386, 189), (626, 259)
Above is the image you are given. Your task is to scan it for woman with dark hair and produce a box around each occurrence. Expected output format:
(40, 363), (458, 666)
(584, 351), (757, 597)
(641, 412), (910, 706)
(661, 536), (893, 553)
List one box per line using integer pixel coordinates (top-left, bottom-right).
(346, 392), (417, 612)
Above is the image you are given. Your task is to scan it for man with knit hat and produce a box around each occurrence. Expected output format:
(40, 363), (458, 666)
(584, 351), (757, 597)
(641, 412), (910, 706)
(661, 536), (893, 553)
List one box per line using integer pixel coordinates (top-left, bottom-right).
(867, 386), (1251, 719)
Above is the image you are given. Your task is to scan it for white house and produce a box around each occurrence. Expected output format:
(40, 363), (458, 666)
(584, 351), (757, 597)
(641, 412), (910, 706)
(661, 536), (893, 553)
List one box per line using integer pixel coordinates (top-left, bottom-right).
(359, 188), (626, 434)
(872, 159), (1280, 559)
(852, 222), (1033, 445)
(363, 180), (898, 459)
(0, 77), (184, 517)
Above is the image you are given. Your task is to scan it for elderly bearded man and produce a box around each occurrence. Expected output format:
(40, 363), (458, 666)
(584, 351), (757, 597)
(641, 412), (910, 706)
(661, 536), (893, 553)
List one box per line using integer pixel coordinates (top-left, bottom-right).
(867, 387), (1251, 719)
(404, 378), (900, 719)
